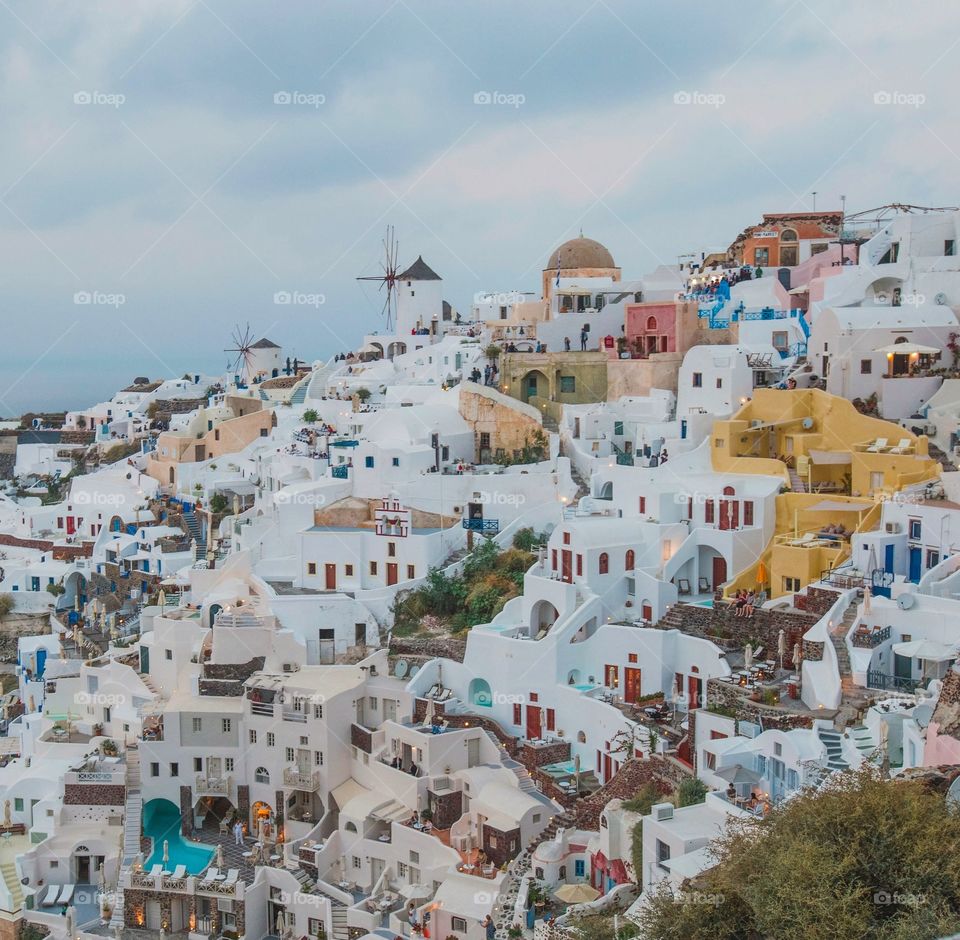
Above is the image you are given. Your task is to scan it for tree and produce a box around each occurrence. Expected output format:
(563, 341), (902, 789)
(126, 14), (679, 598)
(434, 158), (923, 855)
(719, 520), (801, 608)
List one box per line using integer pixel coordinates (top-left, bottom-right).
(484, 343), (501, 361)
(0, 594), (13, 618)
(355, 387), (371, 403)
(302, 409), (318, 423)
(633, 768), (960, 940)
(675, 776), (709, 808)
(209, 493), (228, 514)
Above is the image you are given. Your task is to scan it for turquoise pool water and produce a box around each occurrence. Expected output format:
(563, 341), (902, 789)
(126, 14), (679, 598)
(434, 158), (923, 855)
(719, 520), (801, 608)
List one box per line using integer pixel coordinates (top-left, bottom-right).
(694, 599), (714, 608)
(573, 683), (595, 692)
(542, 760), (578, 778)
(143, 799), (215, 874)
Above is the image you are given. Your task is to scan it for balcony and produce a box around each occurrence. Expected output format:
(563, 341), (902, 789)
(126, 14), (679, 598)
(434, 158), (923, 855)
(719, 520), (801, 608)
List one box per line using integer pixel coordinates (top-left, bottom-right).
(331, 465), (350, 479)
(195, 774), (232, 796)
(282, 709), (308, 723)
(250, 702), (275, 718)
(462, 518), (499, 533)
(852, 625), (891, 648)
(283, 767), (321, 791)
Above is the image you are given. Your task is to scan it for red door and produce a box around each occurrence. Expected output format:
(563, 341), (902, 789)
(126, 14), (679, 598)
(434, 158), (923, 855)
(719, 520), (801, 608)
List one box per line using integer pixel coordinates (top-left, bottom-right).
(641, 603), (653, 621)
(603, 753), (612, 783)
(66, 516), (76, 535)
(712, 556), (727, 590)
(561, 550), (572, 583)
(386, 563), (398, 586)
(325, 564), (336, 590)
(525, 705), (541, 740)
(624, 667), (642, 704)
(688, 675), (701, 710)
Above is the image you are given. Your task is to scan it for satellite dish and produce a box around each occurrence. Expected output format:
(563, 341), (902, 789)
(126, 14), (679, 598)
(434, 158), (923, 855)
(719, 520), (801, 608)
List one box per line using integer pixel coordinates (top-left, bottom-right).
(935, 292), (948, 305)
(394, 659), (408, 678)
(801, 417), (814, 430)
(897, 593), (916, 610)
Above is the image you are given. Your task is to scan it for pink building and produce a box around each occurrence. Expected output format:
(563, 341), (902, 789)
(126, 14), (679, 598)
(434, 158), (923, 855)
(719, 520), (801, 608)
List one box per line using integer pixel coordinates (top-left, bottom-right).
(624, 301), (679, 357)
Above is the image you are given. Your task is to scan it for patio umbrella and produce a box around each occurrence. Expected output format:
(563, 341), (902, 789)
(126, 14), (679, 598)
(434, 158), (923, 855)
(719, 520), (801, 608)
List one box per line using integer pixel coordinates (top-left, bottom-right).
(555, 883), (600, 904)
(574, 754), (581, 792)
(893, 639), (956, 660)
(778, 630), (786, 670)
(276, 911), (286, 936)
(866, 544), (878, 577)
(157, 589), (166, 609)
(3, 800), (10, 827)
(65, 906), (75, 938)
(98, 862), (105, 890)
(744, 644), (754, 669)
(756, 560), (767, 586)
(715, 764), (763, 786)
(793, 643), (802, 667)
(863, 583), (872, 614)
(216, 843), (225, 869)
(400, 883), (431, 900)
(873, 342), (940, 356)
(423, 697), (435, 728)
(162, 840), (169, 865)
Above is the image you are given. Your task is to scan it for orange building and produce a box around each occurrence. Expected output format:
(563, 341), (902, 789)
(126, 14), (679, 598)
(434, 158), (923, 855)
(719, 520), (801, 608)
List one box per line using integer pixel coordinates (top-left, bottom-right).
(728, 212), (842, 268)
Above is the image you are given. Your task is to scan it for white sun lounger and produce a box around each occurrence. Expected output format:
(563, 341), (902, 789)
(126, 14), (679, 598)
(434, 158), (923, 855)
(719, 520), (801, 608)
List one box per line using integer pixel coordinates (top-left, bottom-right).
(169, 864), (187, 879)
(223, 869), (239, 886)
(39, 885), (59, 906)
(866, 438), (888, 452)
(200, 867), (220, 884)
(56, 884), (75, 904)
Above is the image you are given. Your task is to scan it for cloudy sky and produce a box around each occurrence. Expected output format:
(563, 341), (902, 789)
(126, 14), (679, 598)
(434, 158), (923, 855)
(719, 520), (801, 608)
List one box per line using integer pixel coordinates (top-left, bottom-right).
(0, 0), (957, 412)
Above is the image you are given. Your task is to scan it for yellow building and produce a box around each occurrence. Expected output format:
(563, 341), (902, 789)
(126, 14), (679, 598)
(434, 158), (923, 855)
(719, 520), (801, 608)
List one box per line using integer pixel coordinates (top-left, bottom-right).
(713, 388), (940, 598)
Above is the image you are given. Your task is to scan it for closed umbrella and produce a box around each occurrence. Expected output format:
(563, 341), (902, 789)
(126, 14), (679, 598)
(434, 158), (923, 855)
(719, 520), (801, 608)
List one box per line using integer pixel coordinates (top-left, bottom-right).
(793, 642), (802, 668)
(574, 753), (581, 793)
(866, 544), (878, 578)
(423, 698), (435, 728)
(162, 840), (169, 865)
(777, 630), (786, 670)
(863, 583), (872, 614)
(65, 906), (75, 938)
(216, 843), (225, 869)
(555, 883), (600, 904)
(744, 644), (753, 669)
(756, 560), (767, 586)
(276, 910), (286, 936)
(3, 800), (10, 828)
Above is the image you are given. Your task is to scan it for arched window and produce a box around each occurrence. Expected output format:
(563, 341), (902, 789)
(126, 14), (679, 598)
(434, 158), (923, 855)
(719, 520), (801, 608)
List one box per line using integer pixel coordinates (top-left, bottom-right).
(780, 228), (798, 242)
(577, 731), (587, 743)
(345, 821), (358, 833)
(646, 315), (658, 331)
(625, 549), (635, 569)
(254, 767), (269, 784)
(599, 552), (609, 574)
(723, 485), (735, 496)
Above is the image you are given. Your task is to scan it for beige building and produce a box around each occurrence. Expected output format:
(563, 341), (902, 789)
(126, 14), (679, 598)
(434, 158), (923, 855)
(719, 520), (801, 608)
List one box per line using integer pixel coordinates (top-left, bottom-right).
(541, 236), (621, 304)
(457, 381), (545, 463)
(147, 395), (274, 490)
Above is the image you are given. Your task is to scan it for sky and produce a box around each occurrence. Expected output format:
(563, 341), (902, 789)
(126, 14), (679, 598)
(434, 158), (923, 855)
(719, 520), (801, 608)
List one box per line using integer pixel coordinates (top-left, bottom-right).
(0, 0), (959, 413)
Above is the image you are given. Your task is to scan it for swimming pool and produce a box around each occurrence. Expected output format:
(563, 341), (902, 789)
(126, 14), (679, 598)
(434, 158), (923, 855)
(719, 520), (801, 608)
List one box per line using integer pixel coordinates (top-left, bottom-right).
(541, 760), (578, 778)
(693, 599), (714, 608)
(573, 683), (595, 692)
(142, 799), (215, 874)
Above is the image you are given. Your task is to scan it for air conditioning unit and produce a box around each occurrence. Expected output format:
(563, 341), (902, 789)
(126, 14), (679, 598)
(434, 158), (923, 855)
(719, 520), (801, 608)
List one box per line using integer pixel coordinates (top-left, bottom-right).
(885, 522), (901, 534)
(653, 803), (674, 822)
(217, 899), (234, 913)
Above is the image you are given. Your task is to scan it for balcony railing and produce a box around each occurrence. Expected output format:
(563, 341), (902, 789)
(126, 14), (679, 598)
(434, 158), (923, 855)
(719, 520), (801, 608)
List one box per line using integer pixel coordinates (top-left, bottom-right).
(462, 518), (499, 533)
(852, 625), (891, 648)
(282, 709), (308, 723)
(866, 670), (920, 693)
(250, 702), (275, 717)
(283, 767), (321, 790)
(195, 774), (231, 795)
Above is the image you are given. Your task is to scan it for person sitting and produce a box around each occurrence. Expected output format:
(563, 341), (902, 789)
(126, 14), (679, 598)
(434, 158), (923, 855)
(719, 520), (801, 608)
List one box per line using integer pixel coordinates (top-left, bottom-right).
(409, 762), (419, 776)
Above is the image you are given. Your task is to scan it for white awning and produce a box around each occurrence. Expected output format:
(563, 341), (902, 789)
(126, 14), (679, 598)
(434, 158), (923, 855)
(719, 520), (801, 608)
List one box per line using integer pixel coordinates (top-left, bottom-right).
(807, 450), (852, 466)
(874, 342), (941, 356)
(332, 778), (372, 812)
(893, 639), (957, 661)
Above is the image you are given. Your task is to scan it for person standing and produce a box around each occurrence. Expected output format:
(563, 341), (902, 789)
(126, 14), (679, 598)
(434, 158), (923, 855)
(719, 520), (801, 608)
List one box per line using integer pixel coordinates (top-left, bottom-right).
(233, 820), (244, 845)
(580, 328), (588, 351)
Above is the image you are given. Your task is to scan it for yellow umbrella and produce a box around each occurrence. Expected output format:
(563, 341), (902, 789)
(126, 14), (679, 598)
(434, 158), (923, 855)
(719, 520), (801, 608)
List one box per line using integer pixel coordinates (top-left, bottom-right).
(555, 883), (600, 904)
(756, 560), (767, 585)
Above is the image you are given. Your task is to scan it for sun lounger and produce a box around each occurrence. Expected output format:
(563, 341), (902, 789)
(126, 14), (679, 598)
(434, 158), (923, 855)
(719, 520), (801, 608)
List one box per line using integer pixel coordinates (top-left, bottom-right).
(223, 869), (240, 886)
(889, 438), (912, 454)
(866, 438), (888, 452)
(39, 885), (59, 906)
(57, 884), (75, 904)
(200, 867), (220, 884)
(169, 865), (187, 879)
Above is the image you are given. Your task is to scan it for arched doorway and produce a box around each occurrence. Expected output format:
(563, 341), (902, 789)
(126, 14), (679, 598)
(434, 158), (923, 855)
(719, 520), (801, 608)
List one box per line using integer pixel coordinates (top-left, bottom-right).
(208, 603), (222, 628)
(468, 677), (492, 707)
(530, 599), (559, 636)
(521, 369), (549, 404)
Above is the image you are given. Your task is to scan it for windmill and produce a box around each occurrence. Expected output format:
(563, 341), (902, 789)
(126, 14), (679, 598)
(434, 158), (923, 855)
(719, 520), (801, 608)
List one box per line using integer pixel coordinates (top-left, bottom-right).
(225, 323), (255, 384)
(357, 226), (400, 332)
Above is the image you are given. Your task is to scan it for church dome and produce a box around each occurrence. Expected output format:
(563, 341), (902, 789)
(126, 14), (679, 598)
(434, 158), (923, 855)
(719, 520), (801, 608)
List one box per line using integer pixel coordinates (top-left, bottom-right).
(547, 236), (616, 271)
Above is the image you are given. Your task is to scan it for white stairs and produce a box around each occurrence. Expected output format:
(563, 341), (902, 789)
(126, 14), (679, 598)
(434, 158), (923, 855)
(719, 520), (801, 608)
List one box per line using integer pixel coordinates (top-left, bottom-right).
(111, 746), (143, 928)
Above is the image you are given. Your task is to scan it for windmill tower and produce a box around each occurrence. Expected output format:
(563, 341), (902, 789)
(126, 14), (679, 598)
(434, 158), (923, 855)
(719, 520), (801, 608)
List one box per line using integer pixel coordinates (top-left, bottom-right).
(357, 226), (400, 332)
(224, 323), (255, 386)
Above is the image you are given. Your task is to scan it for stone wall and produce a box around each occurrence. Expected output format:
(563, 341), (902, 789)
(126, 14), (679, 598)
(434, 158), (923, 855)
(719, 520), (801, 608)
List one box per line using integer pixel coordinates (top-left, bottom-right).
(202, 657), (265, 682)
(482, 822), (520, 867)
(705, 678), (815, 730)
(427, 787), (463, 830)
(519, 741), (570, 768)
(391, 636), (466, 663)
(0, 532), (93, 558)
(457, 383), (544, 463)
(351, 724), (374, 754)
(63, 784), (125, 805)
(800, 586), (841, 617)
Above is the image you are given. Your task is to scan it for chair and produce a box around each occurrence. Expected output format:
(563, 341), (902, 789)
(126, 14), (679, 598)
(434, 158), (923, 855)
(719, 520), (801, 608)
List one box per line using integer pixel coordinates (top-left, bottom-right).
(57, 884), (76, 904)
(219, 818), (230, 834)
(866, 438), (888, 452)
(39, 885), (59, 906)
(170, 865), (187, 880)
(677, 578), (692, 596)
(201, 868), (220, 885)
(698, 577), (711, 592)
(224, 869), (240, 886)
(889, 438), (913, 454)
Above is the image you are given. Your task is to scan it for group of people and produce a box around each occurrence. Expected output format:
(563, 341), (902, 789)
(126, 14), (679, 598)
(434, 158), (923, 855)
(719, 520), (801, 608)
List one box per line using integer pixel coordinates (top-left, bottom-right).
(389, 755), (420, 776)
(731, 589), (759, 618)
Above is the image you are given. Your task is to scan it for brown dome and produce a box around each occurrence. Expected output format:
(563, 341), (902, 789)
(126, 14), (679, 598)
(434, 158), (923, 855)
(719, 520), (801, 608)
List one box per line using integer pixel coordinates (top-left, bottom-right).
(547, 236), (616, 271)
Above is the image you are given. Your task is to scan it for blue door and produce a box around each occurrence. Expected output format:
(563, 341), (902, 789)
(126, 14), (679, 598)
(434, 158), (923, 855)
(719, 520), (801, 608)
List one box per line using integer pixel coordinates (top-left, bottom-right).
(36, 648), (47, 678)
(884, 544), (894, 573)
(908, 547), (922, 583)
(680, 419), (687, 440)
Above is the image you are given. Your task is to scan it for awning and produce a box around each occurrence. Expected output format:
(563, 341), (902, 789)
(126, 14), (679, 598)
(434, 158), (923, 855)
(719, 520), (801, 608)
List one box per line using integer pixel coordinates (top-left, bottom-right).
(807, 450), (852, 466)
(715, 764), (763, 785)
(332, 778), (371, 811)
(873, 342), (941, 356)
(893, 639), (957, 661)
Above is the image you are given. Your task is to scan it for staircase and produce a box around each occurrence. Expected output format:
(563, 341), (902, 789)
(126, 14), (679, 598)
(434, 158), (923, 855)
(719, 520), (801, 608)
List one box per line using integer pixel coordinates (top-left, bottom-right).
(303, 875), (349, 940)
(181, 509), (203, 543)
(788, 467), (806, 493)
(111, 746), (143, 928)
(542, 414), (559, 433)
(289, 379), (309, 405)
(817, 728), (849, 771)
(0, 858), (23, 911)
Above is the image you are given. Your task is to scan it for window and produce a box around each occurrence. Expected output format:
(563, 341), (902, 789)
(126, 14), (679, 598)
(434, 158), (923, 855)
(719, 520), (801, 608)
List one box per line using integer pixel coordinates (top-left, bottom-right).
(716, 377), (723, 389)
(513, 703), (522, 725)
(307, 562), (317, 575)
(563, 531), (570, 545)
(754, 247), (769, 266)
(255, 767), (270, 783)
(165, 649), (173, 661)
(315, 751), (323, 765)
(222, 719), (232, 733)
(774, 742), (782, 756)
(613, 420), (624, 435)
(909, 518), (921, 540)
(860, 359), (872, 374)
(194, 758), (202, 772)
(947, 239), (957, 257)
(392, 457), (400, 466)
(546, 708), (555, 731)
(599, 552), (609, 574)
(559, 376), (576, 393)
(625, 549), (635, 569)
(927, 550), (940, 569)
(605, 664), (619, 687)
(13, 799), (22, 812)
(783, 576), (800, 592)
(364, 456), (374, 468)
(370, 561), (378, 575)
(787, 768), (799, 789)
(225, 758), (234, 772)
(705, 500), (715, 524)
(576, 554), (583, 576)
(479, 432), (490, 450)
(192, 718), (202, 733)
(397, 862), (407, 878)
(170, 762), (179, 776)
(451, 917), (468, 933)
(249, 730), (257, 744)
(575, 860), (585, 877)
(656, 839), (671, 869)
(692, 372), (702, 388)
(406, 564), (415, 579)
(638, 496), (646, 513)
(628, 653), (638, 663)
(345, 564), (353, 576)
(286, 747), (295, 762)
(773, 331), (788, 349)
(387, 542), (396, 557)
(703, 750), (716, 770)
(150, 762), (159, 777)
(743, 501), (754, 526)
(267, 732), (275, 747)
(313, 703), (323, 719)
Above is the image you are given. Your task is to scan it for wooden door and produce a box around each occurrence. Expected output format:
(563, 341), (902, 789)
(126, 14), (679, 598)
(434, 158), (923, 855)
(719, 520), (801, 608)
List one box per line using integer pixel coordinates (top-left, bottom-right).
(561, 550), (573, 583)
(386, 563), (398, 586)
(525, 704), (541, 740)
(324, 564), (336, 590)
(712, 556), (727, 589)
(624, 667), (641, 704)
